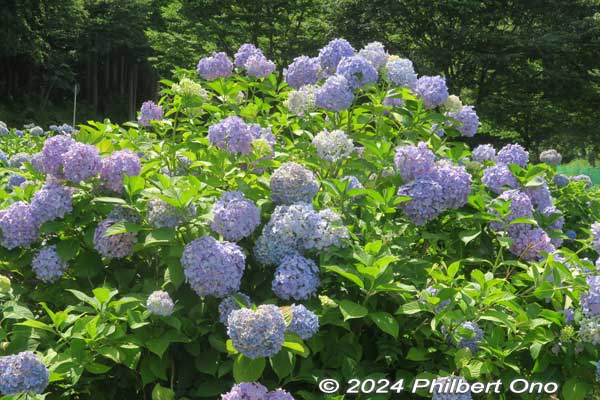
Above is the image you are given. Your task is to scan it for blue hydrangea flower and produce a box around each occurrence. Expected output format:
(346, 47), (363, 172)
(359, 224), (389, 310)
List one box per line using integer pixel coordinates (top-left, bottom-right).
(540, 149), (562, 165)
(579, 316), (600, 345)
(272, 253), (320, 300)
(244, 53), (276, 78)
(305, 208), (349, 250)
(31, 245), (68, 283)
(358, 41), (388, 69)
(0, 202), (39, 249)
(431, 376), (473, 400)
(314, 74), (354, 111)
(197, 52), (233, 81)
(30, 179), (73, 225)
(93, 217), (137, 259)
(100, 150), (141, 193)
(571, 174), (592, 188)
(431, 161), (472, 209)
(211, 191), (261, 241)
(270, 162), (319, 204)
(180, 236), (245, 298)
(481, 165), (519, 194)
(553, 174), (570, 188)
(472, 144), (496, 163)
(456, 321), (483, 352)
(318, 38), (355, 75)
(41, 135), (76, 177)
(284, 56), (321, 88)
(590, 222), (600, 252)
(221, 382), (268, 400)
(397, 177), (445, 225)
(0, 149), (8, 165)
(488, 190), (534, 232)
(266, 389), (295, 400)
(29, 126), (44, 136)
(342, 175), (364, 198)
(208, 116), (256, 155)
(147, 198), (195, 228)
(581, 275), (600, 317)
(509, 226), (555, 261)
(523, 180), (553, 211)
(62, 143), (102, 183)
(414, 75), (449, 108)
(31, 152), (45, 173)
(336, 55), (378, 89)
(312, 129), (354, 162)
(382, 95), (405, 108)
(9, 153), (31, 168)
(385, 57), (417, 88)
(286, 304), (319, 339)
(138, 101), (164, 127)
(496, 143), (529, 168)
(0, 121), (7, 136)
(394, 142), (436, 182)
(566, 230), (577, 241)
(227, 304), (286, 359)
(146, 290), (174, 316)
(447, 105), (479, 137)
(0, 351), (49, 395)
(234, 43), (263, 68)
(218, 293), (252, 325)
(49, 123), (75, 134)
(285, 85), (317, 116)
(7, 174), (26, 191)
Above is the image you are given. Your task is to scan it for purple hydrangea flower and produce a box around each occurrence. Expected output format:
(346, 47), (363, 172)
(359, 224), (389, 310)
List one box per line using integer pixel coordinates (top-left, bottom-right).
(197, 52), (233, 81)
(541, 206), (564, 246)
(31, 245), (68, 283)
(270, 162), (319, 204)
(571, 174), (592, 188)
(523, 180), (553, 211)
(31, 152), (45, 173)
(314, 74), (354, 111)
(581, 275), (600, 317)
(553, 174), (570, 188)
(30, 179), (73, 225)
(496, 143), (529, 168)
(208, 116), (256, 155)
(266, 389), (295, 400)
(414, 75), (449, 108)
(336, 55), (378, 89)
(509, 226), (555, 261)
(305, 208), (349, 250)
(481, 165), (519, 194)
(284, 56), (321, 88)
(62, 143), (102, 182)
(9, 153), (31, 168)
(472, 144), (496, 163)
(597, 360), (600, 381)
(7, 174), (26, 191)
(394, 142), (436, 182)
(218, 293), (252, 325)
(245, 54), (276, 78)
(227, 304), (286, 359)
(564, 308), (575, 324)
(93, 217), (137, 259)
(579, 317), (600, 345)
(100, 150), (141, 193)
(286, 304), (319, 339)
(272, 253), (320, 301)
(385, 57), (417, 88)
(431, 161), (472, 209)
(146, 198), (195, 228)
(382, 95), (405, 108)
(41, 135), (76, 177)
(0, 150), (8, 165)
(180, 236), (245, 298)
(234, 44), (263, 68)
(146, 290), (174, 316)
(0, 351), (49, 395)
(358, 41), (388, 69)
(488, 190), (534, 232)
(211, 191), (261, 241)
(221, 382), (269, 400)
(592, 222), (600, 253)
(312, 129), (354, 162)
(540, 149), (562, 165)
(138, 101), (164, 127)
(0, 202), (39, 249)
(318, 38), (355, 75)
(447, 105), (479, 137)
(456, 321), (484, 353)
(397, 177), (445, 225)
(432, 376), (473, 400)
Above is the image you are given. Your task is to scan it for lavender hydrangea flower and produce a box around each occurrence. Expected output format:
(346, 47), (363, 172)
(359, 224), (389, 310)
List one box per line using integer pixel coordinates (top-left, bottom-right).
(180, 236), (245, 298)
(306, 208), (349, 250)
(447, 105), (479, 137)
(234, 43), (262, 68)
(481, 165), (519, 194)
(227, 304), (286, 358)
(385, 57), (417, 88)
(270, 162), (319, 204)
(571, 174), (592, 188)
(30, 152), (45, 173)
(358, 41), (388, 69)
(541, 206), (565, 246)
(0, 149), (8, 165)
(62, 143), (102, 183)
(29, 126), (44, 136)
(456, 321), (484, 352)
(431, 161), (472, 209)
(472, 144), (496, 163)
(0, 202), (39, 249)
(414, 76), (449, 108)
(431, 376), (473, 400)
(394, 142), (436, 182)
(314, 74), (354, 111)
(318, 38), (355, 75)
(49, 123), (76, 134)
(218, 293), (252, 325)
(312, 129), (354, 162)
(0, 351), (49, 395)
(336, 55), (378, 89)
(245, 53), (276, 78)
(138, 101), (164, 127)
(509, 226), (555, 261)
(146, 290), (174, 316)
(579, 316), (600, 345)
(592, 222), (600, 253)
(382, 95), (405, 108)
(564, 308), (575, 324)
(489, 190), (534, 232)
(285, 85), (317, 116)
(540, 149), (562, 165)
(146, 198), (195, 228)
(93, 217), (138, 259)
(7, 174), (26, 191)
(342, 175), (364, 197)
(211, 191), (261, 241)
(397, 177), (445, 225)
(496, 144), (529, 168)
(553, 174), (570, 188)
(272, 253), (320, 300)
(100, 150), (141, 193)
(41, 135), (76, 177)
(30, 180), (73, 224)
(284, 56), (321, 88)
(31, 245), (68, 282)
(523, 180), (553, 211)
(221, 382), (269, 400)
(197, 52), (233, 81)
(266, 389), (295, 400)
(9, 153), (31, 168)
(581, 275), (600, 317)
(286, 304), (319, 339)
(208, 116), (255, 155)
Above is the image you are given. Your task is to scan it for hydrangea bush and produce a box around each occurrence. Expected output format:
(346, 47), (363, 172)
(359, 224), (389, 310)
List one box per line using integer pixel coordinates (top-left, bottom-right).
(0, 38), (599, 400)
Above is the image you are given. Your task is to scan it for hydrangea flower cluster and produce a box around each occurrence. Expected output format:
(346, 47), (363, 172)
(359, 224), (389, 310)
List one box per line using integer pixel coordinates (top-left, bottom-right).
(481, 164), (519, 194)
(393, 142), (436, 182)
(447, 105), (479, 137)
(171, 78), (209, 99)
(100, 150), (141, 193)
(234, 44), (262, 68)
(342, 175), (364, 197)
(358, 41), (388, 69)
(286, 304), (319, 339)
(540, 149), (562, 165)
(488, 190), (534, 232)
(31, 245), (68, 283)
(382, 95), (405, 108)
(523, 180), (553, 211)
(314, 74), (354, 111)
(244, 53), (276, 78)
(218, 293), (252, 325)
(592, 222), (600, 253)
(0, 201), (39, 249)
(431, 376), (473, 400)
(227, 304), (286, 359)
(221, 382), (295, 400)
(270, 162), (319, 204)
(509, 227), (555, 261)
(146, 198), (195, 228)
(0, 121), (8, 136)
(312, 129), (354, 162)
(41, 135), (76, 177)
(553, 174), (570, 188)
(430, 161), (472, 209)
(336, 55), (378, 89)
(284, 56), (321, 89)
(472, 144), (496, 163)
(9, 152), (31, 168)
(49, 124), (76, 134)
(285, 85), (317, 116)
(0, 351), (49, 395)
(272, 253), (320, 300)
(385, 56), (417, 88)
(397, 177), (445, 225)
(414, 75), (449, 108)
(138, 101), (164, 127)
(306, 208), (350, 249)
(496, 143), (529, 168)
(456, 321), (484, 352)
(441, 95), (463, 113)
(208, 116), (273, 155)
(197, 52), (233, 80)
(318, 38), (355, 75)
(571, 174), (592, 188)
(146, 290), (175, 316)
(0, 149), (8, 165)
(7, 174), (26, 191)
(180, 236), (245, 298)
(93, 215), (138, 259)
(29, 126), (44, 136)
(210, 191), (261, 241)
(581, 275), (600, 317)
(62, 143), (102, 182)
(579, 316), (600, 345)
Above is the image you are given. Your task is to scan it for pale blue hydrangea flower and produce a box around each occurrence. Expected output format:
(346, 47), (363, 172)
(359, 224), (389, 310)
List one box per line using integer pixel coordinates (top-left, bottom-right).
(285, 85), (317, 116)
(286, 304), (319, 339)
(541, 206), (564, 247)
(305, 209), (349, 250)
(419, 287), (451, 312)
(211, 191), (261, 241)
(93, 217), (137, 259)
(146, 198), (195, 228)
(431, 161), (472, 209)
(314, 74), (354, 111)
(272, 253), (320, 300)
(0, 121), (7, 136)
(471, 144), (496, 163)
(393, 142), (436, 182)
(456, 321), (483, 352)
(397, 177), (445, 225)
(31, 245), (68, 283)
(284, 56), (321, 89)
(571, 174), (592, 188)
(312, 129), (354, 162)
(7, 174), (26, 191)
(266, 389), (295, 400)
(579, 316), (600, 345)
(358, 41), (388, 69)
(62, 143), (102, 183)
(0, 351), (49, 395)
(481, 165), (519, 194)
(488, 190), (534, 232)
(431, 376), (473, 400)
(208, 116), (257, 155)
(342, 175), (364, 197)
(41, 135), (76, 177)
(218, 293), (252, 325)
(234, 43), (263, 68)
(30, 179), (73, 225)
(523, 180), (553, 211)
(336, 55), (378, 89)
(29, 126), (44, 136)
(318, 38), (355, 75)
(9, 153), (31, 168)
(0, 202), (39, 249)
(596, 360), (600, 381)
(270, 162), (319, 204)
(221, 382), (268, 400)
(146, 290), (174, 316)
(496, 143), (529, 168)
(553, 174), (570, 188)
(227, 304), (286, 359)
(100, 150), (141, 193)
(0, 149), (8, 165)
(581, 275), (600, 317)
(245, 53), (276, 78)
(197, 52), (233, 81)
(30, 152), (45, 173)
(592, 222), (600, 253)
(385, 57), (417, 88)
(414, 75), (449, 108)
(508, 226), (555, 261)
(138, 101), (164, 127)
(540, 149), (562, 165)
(447, 105), (479, 137)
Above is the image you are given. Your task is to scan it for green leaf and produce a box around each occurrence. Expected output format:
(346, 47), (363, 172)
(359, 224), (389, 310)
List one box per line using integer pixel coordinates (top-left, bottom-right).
(92, 197), (127, 205)
(270, 350), (294, 381)
(93, 287), (115, 304)
(56, 239), (80, 262)
(323, 265), (364, 288)
(459, 229), (480, 245)
(562, 378), (590, 400)
(152, 384), (175, 400)
(233, 354), (266, 383)
(17, 319), (55, 333)
(447, 261), (460, 278)
(406, 347), (430, 361)
(67, 289), (101, 310)
(395, 301), (429, 315)
(282, 334), (310, 358)
(369, 312), (399, 338)
(165, 259), (185, 288)
(338, 300), (368, 321)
